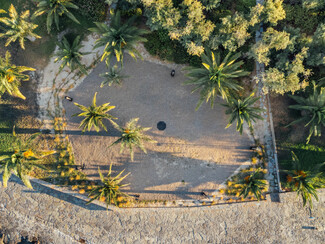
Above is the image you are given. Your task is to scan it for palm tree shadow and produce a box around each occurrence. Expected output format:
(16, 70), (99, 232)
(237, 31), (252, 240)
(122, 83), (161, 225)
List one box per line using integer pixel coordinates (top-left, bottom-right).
(89, 149), (248, 201)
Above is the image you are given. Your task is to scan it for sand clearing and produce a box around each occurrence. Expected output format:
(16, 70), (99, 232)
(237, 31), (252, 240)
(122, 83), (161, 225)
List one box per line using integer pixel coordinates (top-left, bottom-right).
(63, 54), (252, 200)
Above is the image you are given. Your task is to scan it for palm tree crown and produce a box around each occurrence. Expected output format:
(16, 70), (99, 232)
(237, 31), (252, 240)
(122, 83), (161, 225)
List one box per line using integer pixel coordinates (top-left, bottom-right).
(89, 11), (149, 66)
(287, 83), (325, 143)
(54, 35), (88, 75)
(0, 127), (55, 189)
(185, 50), (249, 110)
(100, 65), (129, 87)
(73, 92), (116, 132)
(0, 4), (41, 49)
(109, 118), (155, 161)
(33, 0), (80, 33)
(222, 91), (264, 135)
(0, 51), (35, 100)
(283, 152), (325, 208)
(238, 168), (267, 200)
(87, 164), (130, 208)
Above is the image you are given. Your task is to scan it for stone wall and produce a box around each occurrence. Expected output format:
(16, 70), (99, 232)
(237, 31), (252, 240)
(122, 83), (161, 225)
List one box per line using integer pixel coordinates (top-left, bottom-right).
(0, 177), (324, 243)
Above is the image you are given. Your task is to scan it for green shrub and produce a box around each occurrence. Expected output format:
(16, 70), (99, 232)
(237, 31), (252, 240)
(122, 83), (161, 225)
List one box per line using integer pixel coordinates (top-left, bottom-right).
(279, 143), (325, 173)
(74, 0), (107, 22)
(144, 29), (201, 66)
(282, 3), (319, 34)
(236, 0), (256, 14)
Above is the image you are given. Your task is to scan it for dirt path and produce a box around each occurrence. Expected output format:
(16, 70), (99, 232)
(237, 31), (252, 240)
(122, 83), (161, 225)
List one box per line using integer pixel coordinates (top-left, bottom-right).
(63, 55), (252, 200)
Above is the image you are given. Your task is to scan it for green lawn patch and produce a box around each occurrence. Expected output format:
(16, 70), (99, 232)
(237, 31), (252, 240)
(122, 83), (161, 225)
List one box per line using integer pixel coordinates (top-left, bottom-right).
(278, 143), (325, 185)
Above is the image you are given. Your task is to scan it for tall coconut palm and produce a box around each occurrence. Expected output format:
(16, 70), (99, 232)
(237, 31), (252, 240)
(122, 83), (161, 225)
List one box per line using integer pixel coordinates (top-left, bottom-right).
(0, 51), (35, 100)
(0, 127), (55, 189)
(100, 65), (129, 87)
(87, 164), (130, 208)
(287, 82), (325, 144)
(89, 11), (149, 67)
(54, 35), (88, 75)
(238, 168), (268, 200)
(0, 4), (41, 49)
(33, 0), (80, 33)
(109, 118), (155, 161)
(73, 92), (116, 132)
(283, 152), (325, 208)
(222, 91), (264, 135)
(184, 50), (249, 110)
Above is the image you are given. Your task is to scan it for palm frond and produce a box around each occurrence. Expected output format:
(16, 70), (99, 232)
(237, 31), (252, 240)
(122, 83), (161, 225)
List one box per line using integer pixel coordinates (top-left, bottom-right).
(73, 93), (116, 132)
(109, 118), (155, 161)
(0, 4), (41, 49)
(89, 11), (149, 66)
(185, 49), (249, 109)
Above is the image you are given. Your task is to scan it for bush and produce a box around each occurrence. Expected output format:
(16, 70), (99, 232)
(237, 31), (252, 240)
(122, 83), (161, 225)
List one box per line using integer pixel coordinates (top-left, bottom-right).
(236, 0), (256, 14)
(144, 29), (201, 66)
(74, 0), (107, 22)
(282, 3), (319, 34)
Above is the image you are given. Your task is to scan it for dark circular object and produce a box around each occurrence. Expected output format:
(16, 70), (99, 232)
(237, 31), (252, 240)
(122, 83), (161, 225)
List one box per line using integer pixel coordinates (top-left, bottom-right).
(157, 121), (166, 131)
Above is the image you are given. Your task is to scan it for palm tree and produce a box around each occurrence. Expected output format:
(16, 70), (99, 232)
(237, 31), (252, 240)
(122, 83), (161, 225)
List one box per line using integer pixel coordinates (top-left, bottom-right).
(73, 92), (116, 132)
(87, 164), (130, 208)
(222, 91), (264, 135)
(0, 4), (41, 49)
(237, 168), (267, 200)
(109, 118), (155, 161)
(54, 35), (88, 75)
(184, 50), (249, 110)
(33, 0), (80, 33)
(0, 51), (35, 100)
(89, 11), (148, 67)
(0, 127), (55, 189)
(100, 65), (129, 87)
(283, 152), (325, 208)
(287, 82), (325, 143)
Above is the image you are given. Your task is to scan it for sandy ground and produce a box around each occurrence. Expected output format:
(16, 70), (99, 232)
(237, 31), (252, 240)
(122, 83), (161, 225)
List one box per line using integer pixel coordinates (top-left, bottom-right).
(63, 54), (252, 200)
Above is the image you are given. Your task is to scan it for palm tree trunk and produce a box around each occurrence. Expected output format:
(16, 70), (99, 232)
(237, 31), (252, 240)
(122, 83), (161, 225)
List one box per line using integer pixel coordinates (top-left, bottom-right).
(249, 126), (258, 145)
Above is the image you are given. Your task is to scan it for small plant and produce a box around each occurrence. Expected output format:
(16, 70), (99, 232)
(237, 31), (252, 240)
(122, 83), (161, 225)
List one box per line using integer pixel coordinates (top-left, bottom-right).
(0, 127), (55, 189)
(238, 168), (267, 200)
(73, 92), (116, 132)
(87, 164), (130, 208)
(100, 65), (129, 87)
(0, 4), (41, 49)
(109, 118), (155, 161)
